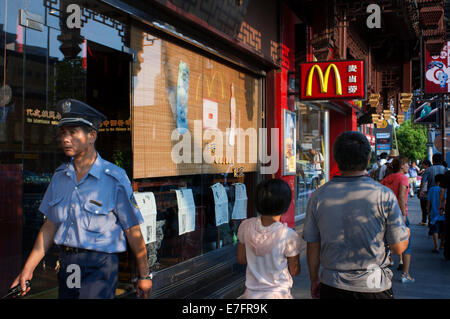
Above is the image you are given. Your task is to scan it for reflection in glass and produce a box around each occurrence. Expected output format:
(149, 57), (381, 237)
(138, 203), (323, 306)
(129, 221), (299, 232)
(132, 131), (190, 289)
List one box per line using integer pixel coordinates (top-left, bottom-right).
(295, 102), (325, 218)
(131, 24), (260, 272)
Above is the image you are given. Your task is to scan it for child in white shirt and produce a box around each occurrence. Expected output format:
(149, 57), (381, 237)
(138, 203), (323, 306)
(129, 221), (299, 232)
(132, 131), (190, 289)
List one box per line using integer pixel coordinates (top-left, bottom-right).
(237, 179), (301, 299)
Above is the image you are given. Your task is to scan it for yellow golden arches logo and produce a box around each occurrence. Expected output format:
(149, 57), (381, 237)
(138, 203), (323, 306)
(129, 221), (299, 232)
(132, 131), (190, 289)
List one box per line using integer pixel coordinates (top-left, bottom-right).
(305, 64), (342, 96)
(195, 72), (225, 102)
(378, 119), (388, 129)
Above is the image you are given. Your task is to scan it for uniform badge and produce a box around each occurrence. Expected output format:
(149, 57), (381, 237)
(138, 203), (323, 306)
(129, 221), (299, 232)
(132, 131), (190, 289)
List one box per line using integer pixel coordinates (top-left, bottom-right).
(62, 100), (71, 113)
(130, 194), (139, 209)
(89, 199), (103, 207)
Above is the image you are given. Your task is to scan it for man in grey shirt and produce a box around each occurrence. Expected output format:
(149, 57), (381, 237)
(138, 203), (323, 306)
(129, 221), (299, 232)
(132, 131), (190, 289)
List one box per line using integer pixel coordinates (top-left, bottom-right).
(419, 153), (446, 204)
(303, 131), (410, 299)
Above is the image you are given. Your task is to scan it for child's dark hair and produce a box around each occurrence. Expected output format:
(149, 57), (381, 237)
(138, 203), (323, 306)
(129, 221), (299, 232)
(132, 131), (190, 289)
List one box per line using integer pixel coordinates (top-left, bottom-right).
(255, 179), (292, 216)
(422, 159), (431, 167)
(435, 174), (445, 185)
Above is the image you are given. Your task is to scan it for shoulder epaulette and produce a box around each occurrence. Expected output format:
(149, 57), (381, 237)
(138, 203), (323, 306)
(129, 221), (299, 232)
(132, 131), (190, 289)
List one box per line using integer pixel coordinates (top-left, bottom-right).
(103, 162), (127, 184)
(55, 163), (69, 173)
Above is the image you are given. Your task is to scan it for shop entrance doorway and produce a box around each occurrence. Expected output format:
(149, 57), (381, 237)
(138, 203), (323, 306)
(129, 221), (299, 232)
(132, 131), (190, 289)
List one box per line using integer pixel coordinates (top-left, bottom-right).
(86, 40), (133, 177)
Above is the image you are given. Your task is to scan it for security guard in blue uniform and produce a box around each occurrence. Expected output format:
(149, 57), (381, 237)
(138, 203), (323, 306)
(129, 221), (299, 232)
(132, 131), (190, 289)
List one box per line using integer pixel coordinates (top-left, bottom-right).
(10, 99), (153, 299)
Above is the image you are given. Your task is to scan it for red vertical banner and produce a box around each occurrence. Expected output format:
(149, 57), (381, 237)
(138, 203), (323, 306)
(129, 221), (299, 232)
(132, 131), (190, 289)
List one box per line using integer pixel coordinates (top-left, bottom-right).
(277, 4), (295, 228)
(425, 42), (449, 94)
(16, 16), (24, 53)
(82, 39), (88, 70)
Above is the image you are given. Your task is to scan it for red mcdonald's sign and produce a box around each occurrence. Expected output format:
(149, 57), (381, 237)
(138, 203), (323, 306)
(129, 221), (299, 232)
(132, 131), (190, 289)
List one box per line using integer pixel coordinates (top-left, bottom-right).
(300, 60), (366, 100)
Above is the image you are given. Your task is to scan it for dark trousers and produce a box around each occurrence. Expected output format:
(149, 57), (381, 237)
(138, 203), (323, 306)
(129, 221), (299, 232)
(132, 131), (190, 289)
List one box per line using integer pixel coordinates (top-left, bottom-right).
(58, 250), (119, 299)
(319, 283), (394, 300)
(420, 198), (428, 223)
(445, 216), (450, 260)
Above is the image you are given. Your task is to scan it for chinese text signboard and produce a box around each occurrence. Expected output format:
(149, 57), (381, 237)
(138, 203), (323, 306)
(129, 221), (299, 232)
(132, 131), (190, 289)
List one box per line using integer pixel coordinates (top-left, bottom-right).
(425, 41), (449, 94)
(299, 60), (366, 101)
(375, 125), (392, 156)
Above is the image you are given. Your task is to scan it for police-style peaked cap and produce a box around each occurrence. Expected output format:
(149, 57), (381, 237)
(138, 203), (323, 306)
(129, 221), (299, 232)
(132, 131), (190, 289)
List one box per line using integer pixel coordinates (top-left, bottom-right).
(56, 98), (107, 130)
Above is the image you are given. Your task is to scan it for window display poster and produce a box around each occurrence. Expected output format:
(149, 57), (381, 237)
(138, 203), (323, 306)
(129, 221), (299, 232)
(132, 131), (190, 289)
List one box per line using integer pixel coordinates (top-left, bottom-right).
(175, 188), (196, 235)
(176, 60), (190, 134)
(283, 109), (297, 175)
(134, 192), (157, 244)
(203, 98), (219, 130)
(211, 183), (229, 226)
(231, 183), (247, 220)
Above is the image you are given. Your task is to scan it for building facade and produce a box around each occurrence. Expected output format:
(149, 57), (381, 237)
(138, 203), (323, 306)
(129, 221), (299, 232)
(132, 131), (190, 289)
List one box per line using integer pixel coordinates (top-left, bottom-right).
(0, 0), (290, 298)
(0, 0), (437, 298)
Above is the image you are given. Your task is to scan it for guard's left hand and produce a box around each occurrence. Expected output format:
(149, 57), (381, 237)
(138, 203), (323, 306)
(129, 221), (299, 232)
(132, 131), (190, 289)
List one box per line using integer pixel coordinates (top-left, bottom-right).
(136, 279), (152, 299)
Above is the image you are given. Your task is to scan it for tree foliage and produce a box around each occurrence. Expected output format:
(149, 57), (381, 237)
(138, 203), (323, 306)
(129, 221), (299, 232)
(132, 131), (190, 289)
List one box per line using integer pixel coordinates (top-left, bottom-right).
(394, 119), (427, 161)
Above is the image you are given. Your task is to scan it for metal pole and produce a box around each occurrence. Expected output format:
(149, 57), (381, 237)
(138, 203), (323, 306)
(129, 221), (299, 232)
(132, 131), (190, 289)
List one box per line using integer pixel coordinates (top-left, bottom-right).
(324, 109), (330, 182)
(427, 125), (433, 162)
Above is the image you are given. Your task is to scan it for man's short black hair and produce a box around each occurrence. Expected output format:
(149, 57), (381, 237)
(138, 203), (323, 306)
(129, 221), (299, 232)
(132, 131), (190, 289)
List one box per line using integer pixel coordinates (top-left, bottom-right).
(333, 131), (371, 172)
(435, 174), (445, 185)
(75, 124), (96, 134)
(379, 152), (388, 160)
(432, 153), (442, 165)
(255, 179), (292, 216)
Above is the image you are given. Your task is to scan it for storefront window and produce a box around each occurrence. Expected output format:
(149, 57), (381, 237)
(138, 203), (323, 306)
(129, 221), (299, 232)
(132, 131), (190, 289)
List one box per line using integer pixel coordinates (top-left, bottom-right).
(1, 0), (262, 298)
(130, 25), (262, 272)
(0, 0), (133, 297)
(294, 102), (326, 220)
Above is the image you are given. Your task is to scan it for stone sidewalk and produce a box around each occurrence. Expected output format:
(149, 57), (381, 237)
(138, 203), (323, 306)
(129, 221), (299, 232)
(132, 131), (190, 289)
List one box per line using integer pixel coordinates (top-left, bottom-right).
(291, 196), (450, 299)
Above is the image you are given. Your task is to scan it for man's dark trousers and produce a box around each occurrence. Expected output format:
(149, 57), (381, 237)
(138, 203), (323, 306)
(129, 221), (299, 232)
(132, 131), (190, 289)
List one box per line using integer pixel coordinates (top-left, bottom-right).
(319, 283), (394, 299)
(57, 249), (119, 299)
(444, 214), (450, 260)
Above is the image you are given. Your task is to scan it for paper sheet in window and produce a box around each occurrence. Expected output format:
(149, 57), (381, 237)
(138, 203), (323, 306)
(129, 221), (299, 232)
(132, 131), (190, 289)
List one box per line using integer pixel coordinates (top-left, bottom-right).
(232, 183), (248, 220)
(175, 188), (196, 235)
(211, 183), (229, 226)
(134, 192), (157, 244)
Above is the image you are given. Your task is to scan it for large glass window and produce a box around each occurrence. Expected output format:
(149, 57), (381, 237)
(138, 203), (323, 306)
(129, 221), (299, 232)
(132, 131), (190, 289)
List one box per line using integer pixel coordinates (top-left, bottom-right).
(294, 102), (326, 220)
(0, 0), (263, 298)
(130, 25), (262, 273)
(0, 0), (133, 297)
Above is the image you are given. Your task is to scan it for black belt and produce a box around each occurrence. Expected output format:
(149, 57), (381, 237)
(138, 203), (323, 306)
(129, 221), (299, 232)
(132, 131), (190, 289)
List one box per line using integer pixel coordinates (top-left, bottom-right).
(60, 246), (94, 254)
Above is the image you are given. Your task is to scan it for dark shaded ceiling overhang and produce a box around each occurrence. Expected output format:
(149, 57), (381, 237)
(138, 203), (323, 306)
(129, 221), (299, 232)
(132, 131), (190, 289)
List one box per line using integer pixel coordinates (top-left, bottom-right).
(417, 0), (445, 55)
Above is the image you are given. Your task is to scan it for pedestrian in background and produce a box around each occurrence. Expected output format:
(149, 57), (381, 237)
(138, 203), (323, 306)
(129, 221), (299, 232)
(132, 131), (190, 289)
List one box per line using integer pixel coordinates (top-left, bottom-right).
(419, 159), (432, 226)
(10, 99), (152, 299)
(237, 179), (301, 299)
(381, 156), (415, 283)
(408, 161), (420, 198)
(310, 148), (325, 182)
(438, 170), (450, 261)
(370, 152), (388, 181)
(378, 152), (398, 181)
(419, 154), (446, 224)
(304, 131), (409, 299)
(427, 174), (446, 253)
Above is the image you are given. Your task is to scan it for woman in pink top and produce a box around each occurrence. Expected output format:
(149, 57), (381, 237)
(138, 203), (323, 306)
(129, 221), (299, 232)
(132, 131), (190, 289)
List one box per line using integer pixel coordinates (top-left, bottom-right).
(382, 157), (410, 219)
(381, 156), (414, 283)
